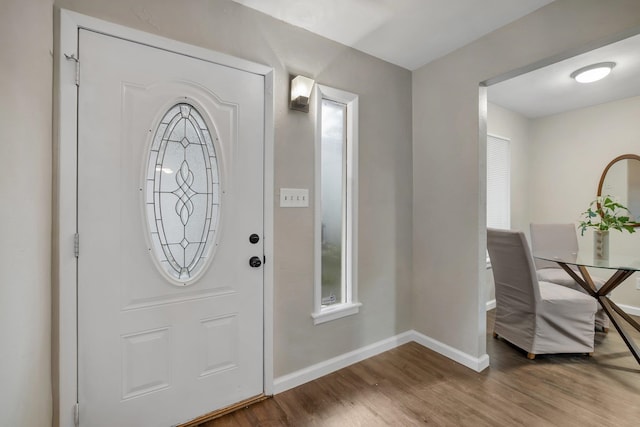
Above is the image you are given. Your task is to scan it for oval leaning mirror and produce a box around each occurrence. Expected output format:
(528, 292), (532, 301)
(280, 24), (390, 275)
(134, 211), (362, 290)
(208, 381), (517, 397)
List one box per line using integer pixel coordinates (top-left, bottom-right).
(597, 153), (640, 226)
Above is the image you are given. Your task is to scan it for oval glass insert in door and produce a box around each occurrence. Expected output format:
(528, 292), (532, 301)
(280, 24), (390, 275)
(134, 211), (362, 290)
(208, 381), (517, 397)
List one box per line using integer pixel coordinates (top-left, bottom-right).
(145, 103), (221, 285)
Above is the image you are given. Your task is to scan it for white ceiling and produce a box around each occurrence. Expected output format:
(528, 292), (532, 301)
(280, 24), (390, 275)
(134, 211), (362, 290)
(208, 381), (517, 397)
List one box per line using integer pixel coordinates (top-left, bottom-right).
(232, 0), (640, 118)
(231, 0), (555, 70)
(488, 33), (640, 118)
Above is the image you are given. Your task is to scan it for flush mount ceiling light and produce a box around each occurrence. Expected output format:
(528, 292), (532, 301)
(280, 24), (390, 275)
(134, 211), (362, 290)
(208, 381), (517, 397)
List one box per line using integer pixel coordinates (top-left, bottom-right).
(570, 62), (616, 83)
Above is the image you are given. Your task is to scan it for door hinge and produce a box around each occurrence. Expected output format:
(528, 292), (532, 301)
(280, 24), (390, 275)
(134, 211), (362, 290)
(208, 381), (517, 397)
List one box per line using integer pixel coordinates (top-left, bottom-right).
(74, 402), (80, 426)
(74, 233), (80, 258)
(64, 53), (80, 86)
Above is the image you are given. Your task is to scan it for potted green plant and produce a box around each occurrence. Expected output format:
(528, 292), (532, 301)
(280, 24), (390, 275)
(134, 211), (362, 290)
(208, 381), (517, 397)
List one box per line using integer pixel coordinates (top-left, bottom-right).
(578, 196), (636, 259)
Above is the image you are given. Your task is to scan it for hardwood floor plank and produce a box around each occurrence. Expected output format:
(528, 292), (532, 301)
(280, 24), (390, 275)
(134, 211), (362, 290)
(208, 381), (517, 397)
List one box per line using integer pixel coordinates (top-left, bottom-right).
(202, 311), (640, 426)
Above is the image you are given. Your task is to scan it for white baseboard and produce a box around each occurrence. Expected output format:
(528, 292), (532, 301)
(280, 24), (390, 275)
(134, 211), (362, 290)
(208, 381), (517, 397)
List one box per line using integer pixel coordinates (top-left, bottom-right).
(411, 330), (490, 373)
(273, 331), (414, 394)
(273, 330), (489, 395)
(272, 302), (636, 395)
(617, 303), (640, 317)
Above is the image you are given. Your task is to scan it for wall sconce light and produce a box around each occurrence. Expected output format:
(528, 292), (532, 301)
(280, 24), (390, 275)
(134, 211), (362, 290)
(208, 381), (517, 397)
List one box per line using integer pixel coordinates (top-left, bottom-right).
(289, 74), (315, 113)
(570, 62), (616, 83)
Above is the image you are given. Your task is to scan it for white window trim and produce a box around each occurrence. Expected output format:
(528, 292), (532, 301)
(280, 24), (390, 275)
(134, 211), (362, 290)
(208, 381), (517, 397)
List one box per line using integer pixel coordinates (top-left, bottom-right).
(312, 84), (360, 325)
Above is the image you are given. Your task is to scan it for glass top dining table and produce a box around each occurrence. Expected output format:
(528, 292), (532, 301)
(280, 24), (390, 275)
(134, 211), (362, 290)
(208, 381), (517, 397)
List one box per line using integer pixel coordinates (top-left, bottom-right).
(533, 249), (640, 365)
(534, 250), (640, 271)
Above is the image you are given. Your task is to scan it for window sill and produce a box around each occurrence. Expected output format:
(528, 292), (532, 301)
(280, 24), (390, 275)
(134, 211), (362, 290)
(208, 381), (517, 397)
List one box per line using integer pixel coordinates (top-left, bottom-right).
(311, 302), (362, 325)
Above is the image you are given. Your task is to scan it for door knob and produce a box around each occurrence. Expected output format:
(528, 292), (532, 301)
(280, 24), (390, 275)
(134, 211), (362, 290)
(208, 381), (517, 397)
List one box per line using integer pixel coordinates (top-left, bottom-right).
(249, 256), (262, 268)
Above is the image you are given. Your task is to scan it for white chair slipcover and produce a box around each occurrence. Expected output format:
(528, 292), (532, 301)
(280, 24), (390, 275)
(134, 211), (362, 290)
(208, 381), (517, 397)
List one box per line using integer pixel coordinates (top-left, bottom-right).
(487, 228), (597, 357)
(530, 223), (610, 330)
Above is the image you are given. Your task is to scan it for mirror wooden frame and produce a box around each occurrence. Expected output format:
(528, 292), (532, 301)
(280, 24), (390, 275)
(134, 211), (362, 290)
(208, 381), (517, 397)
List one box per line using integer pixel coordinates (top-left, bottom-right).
(596, 153), (640, 227)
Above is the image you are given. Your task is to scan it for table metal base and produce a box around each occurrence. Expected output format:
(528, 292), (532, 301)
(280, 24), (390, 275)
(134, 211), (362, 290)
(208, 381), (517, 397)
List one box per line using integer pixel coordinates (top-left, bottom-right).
(557, 262), (640, 365)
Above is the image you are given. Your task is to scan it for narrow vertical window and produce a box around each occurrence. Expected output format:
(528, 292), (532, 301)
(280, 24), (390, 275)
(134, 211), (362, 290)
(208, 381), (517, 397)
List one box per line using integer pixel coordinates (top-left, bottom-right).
(486, 134), (511, 267)
(312, 85), (360, 324)
(486, 135), (511, 230)
(320, 99), (345, 306)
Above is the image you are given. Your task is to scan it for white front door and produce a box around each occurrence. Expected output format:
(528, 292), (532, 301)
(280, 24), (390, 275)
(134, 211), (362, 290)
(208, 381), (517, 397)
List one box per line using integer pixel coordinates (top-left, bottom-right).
(77, 29), (264, 426)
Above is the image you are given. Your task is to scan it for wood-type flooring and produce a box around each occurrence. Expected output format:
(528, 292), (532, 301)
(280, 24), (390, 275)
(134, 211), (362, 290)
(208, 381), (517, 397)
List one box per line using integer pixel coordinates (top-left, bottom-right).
(202, 310), (640, 426)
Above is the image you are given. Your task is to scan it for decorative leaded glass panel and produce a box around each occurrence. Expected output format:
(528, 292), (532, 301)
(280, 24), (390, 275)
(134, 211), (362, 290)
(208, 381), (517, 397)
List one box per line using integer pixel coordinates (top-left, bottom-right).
(145, 103), (220, 284)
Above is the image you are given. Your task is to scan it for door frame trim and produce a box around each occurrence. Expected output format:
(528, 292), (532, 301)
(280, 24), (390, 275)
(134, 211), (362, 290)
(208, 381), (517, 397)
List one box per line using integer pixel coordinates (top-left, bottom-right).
(54, 9), (275, 427)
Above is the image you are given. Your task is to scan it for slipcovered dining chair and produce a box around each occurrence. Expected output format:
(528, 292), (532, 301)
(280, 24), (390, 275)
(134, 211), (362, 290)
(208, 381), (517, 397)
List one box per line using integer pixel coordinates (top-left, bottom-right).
(487, 228), (597, 359)
(530, 223), (609, 331)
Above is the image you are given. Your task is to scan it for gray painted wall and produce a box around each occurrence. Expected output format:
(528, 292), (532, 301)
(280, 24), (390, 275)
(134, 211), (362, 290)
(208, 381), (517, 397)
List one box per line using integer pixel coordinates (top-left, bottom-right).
(0, 1), (54, 426)
(2, 0), (413, 425)
(412, 0), (640, 358)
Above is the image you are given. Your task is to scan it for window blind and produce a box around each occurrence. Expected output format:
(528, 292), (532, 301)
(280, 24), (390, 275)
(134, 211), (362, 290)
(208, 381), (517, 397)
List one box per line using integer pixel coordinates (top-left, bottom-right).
(487, 135), (510, 230)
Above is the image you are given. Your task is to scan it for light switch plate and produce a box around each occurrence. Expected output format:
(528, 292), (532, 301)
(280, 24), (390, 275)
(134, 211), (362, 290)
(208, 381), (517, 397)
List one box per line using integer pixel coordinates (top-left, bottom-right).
(280, 188), (309, 207)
